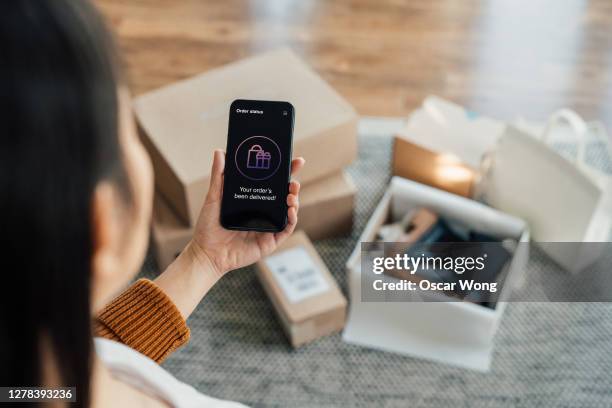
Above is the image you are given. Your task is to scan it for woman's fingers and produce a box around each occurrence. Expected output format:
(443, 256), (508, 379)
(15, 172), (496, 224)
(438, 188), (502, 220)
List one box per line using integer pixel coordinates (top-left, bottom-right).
(287, 205), (298, 226)
(275, 206), (297, 243)
(275, 165), (302, 243)
(287, 193), (299, 211)
(289, 180), (300, 195)
(290, 157), (305, 176)
(276, 192), (299, 243)
(205, 149), (225, 203)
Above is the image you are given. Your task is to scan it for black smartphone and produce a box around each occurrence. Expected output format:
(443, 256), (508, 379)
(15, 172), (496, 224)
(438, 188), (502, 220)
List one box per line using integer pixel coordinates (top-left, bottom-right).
(220, 99), (295, 232)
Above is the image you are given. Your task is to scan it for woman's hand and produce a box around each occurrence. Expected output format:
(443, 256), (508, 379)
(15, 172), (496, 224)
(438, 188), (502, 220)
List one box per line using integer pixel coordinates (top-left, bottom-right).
(155, 149), (304, 319)
(191, 149), (305, 277)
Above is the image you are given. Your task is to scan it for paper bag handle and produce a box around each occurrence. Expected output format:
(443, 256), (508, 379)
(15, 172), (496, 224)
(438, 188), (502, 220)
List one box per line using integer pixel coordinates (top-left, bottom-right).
(541, 109), (588, 166)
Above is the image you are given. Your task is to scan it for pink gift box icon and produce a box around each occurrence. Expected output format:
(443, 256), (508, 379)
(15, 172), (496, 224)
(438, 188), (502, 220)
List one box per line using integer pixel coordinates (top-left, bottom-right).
(246, 144), (272, 169)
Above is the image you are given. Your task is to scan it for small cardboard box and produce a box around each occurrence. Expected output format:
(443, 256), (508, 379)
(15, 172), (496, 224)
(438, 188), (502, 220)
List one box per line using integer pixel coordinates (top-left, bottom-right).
(392, 96), (504, 197)
(343, 177), (529, 371)
(135, 48), (358, 225)
(256, 230), (347, 347)
(151, 193), (192, 270)
(298, 170), (355, 240)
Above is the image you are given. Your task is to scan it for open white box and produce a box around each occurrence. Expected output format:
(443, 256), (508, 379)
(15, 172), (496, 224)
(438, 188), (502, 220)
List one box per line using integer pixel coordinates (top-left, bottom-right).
(343, 177), (530, 371)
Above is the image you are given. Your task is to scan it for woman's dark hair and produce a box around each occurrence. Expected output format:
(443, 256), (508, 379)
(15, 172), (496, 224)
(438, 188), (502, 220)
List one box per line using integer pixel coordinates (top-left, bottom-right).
(0, 1), (124, 407)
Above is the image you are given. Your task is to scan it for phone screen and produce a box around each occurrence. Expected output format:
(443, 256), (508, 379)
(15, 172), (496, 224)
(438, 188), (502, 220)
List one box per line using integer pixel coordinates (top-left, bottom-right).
(220, 99), (295, 232)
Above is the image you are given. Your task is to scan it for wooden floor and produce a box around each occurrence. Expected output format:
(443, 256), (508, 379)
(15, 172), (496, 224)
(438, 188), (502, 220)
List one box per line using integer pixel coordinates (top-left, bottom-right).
(97, 0), (612, 124)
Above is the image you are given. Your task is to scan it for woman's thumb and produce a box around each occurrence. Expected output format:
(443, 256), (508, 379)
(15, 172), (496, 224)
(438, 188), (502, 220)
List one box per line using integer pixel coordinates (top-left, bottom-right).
(206, 149), (225, 202)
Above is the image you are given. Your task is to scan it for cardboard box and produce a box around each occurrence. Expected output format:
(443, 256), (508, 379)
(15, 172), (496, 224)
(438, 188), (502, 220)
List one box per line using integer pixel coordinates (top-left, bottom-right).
(298, 170), (355, 240)
(393, 137), (476, 197)
(343, 177), (529, 371)
(392, 96), (504, 197)
(151, 193), (192, 270)
(256, 230), (347, 347)
(135, 48), (358, 225)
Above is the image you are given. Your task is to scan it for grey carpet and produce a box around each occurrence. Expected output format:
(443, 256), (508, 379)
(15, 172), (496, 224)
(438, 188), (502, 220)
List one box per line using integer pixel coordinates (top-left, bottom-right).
(139, 122), (612, 408)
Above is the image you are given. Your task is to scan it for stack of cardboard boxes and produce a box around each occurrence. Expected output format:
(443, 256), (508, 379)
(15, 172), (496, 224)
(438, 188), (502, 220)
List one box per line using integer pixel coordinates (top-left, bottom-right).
(135, 48), (359, 270)
(135, 48), (354, 346)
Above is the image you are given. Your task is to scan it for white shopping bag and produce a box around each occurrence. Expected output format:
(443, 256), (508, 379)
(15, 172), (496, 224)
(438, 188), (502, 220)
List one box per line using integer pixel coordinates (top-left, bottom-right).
(579, 122), (612, 220)
(477, 110), (611, 273)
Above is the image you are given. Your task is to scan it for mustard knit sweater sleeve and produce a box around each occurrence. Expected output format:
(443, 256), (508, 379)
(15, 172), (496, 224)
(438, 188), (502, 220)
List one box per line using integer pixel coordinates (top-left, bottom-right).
(94, 279), (190, 363)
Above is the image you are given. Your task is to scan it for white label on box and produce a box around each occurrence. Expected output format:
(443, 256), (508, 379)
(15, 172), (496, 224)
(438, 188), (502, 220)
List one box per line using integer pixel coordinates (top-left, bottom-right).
(265, 246), (330, 304)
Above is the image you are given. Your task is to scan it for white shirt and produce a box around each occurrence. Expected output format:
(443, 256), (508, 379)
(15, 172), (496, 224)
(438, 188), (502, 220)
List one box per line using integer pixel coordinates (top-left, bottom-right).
(95, 338), (248, 408)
